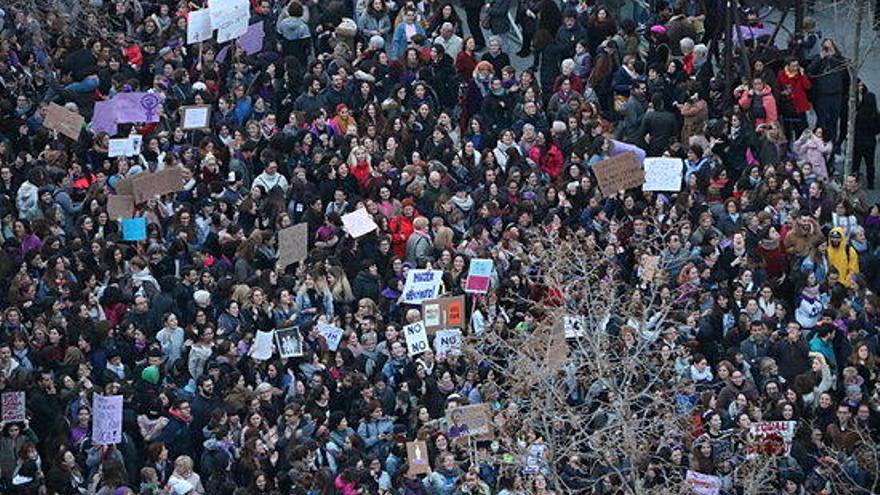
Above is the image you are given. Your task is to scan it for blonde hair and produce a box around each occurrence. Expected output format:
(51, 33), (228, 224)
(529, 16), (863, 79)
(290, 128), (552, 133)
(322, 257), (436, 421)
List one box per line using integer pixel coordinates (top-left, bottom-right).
(174, 455), (194, 475)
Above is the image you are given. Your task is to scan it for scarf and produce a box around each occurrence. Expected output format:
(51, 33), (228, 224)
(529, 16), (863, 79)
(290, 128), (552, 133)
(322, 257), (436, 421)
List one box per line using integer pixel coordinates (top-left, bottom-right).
(760, 237), (780, 251)
(451, 194), (474, 212)
(801, 285), (820, 300)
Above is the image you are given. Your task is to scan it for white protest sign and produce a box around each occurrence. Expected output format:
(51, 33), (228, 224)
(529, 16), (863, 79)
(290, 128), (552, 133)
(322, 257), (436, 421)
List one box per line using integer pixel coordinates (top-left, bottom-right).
(182, 105), (211, 130)
(341, 208), (378, 238)
(92, 394), (124, 445)
(685, 470), (721, 495)
(564, 315), (586, 338)
(434, 329), (462, 356)
(211, 0), (250, 43)
(251, 330), (275, 360)
(108, 136), (142, 157)
(404, 321), (429, 356)
(748, 421), (797, 456)
(1, 392), (26, 422)
(643, 157), (684, 192)
(317, 322), (344, 351)
(187, 9), (214, 44)
(401, 269), (444, 304)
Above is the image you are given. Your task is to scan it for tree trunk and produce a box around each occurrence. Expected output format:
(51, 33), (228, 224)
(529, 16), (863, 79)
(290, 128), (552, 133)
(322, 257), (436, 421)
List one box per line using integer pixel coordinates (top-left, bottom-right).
(844, 0), (865, 179)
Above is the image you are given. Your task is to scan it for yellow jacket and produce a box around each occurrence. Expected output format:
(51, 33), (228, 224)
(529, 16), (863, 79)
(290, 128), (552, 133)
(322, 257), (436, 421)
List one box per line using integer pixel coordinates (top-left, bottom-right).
(827, 226), (859, 287)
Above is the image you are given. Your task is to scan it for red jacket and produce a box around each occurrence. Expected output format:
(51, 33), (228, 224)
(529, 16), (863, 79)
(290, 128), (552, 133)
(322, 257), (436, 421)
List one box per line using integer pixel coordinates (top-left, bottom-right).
(529, 144), (564, 179)
(389, 214), (415, 258)
(350, 161), (371, 190)
(777, 68), (813, 114)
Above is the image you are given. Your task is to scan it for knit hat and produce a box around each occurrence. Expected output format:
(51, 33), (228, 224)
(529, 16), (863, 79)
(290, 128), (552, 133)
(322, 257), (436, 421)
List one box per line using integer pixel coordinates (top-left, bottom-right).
(141, 365), (160, 385)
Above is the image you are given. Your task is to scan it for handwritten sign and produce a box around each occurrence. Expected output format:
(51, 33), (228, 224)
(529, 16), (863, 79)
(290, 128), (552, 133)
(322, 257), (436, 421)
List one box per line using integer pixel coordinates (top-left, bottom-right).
(685, 470), (721, 495)
(275, 327), (303, 358)
(434, 328), (462, 356)
(592, 152), (645, 197)
(1, 392), (26, 422)
(131, 167), (187, 204)
(446, 403), (492, 440)
(465, 259), (493, 293)
(401, 269), (444, 304)
(341, 208), (378, 238)
(43, 102), (84, 140)
(641, 255), (661, 283)
(251, 330), (275, 360)
(181, 105), (211, 130)
(404, 321), (429, 357)
(92, 394), (124, 445)
(407, 441), (431, 475)
(422, 295), (464, 333)
(563, 315), (586, 338)
(108, 135), (142, 157)
(277, 223), (308, 268)
(187, 9), (213, 44)
(317, 322), (344, 351)
(211, 0), (250, 43)
(643, 157), (683, 192)
(748, 421), (796, 456)
(107, 195), (135, 220)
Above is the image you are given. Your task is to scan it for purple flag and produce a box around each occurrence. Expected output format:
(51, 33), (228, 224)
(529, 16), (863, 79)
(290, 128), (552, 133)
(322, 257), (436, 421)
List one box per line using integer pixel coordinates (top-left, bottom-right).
(238, 21), (265, 55)
(733, 25), (774, 44)
(216, 45), (232, 64)
(113, 92), (162, 124)
(609, 139), (647, 163)
(91, 100), (119, 136)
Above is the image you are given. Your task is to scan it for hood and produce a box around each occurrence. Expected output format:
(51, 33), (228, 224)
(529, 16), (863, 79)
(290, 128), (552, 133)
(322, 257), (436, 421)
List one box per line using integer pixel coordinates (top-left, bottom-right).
(829, 226), (849, 247)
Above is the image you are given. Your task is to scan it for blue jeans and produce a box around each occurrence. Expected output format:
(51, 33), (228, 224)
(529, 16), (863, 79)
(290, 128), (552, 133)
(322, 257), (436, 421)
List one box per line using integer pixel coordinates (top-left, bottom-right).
(64, 75), (99, 94)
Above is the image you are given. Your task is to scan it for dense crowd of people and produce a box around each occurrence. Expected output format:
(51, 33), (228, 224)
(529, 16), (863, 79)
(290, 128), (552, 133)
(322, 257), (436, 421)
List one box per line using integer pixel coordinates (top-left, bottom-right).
(0, 0), (880, 494)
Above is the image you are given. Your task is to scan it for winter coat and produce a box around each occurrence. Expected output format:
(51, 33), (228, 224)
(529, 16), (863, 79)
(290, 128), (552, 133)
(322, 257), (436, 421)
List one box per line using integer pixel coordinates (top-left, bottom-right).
(737, 85), (778, 126)
(794, 133), (833, 182)
(776, 68), (812, 114)
(827, 226), (860, 288)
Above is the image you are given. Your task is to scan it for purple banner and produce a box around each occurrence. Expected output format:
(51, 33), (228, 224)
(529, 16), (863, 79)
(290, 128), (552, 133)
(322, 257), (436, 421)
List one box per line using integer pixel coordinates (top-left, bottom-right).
(238, 21), (265, 55)
(91, 101), (119, 136)
(113, 92), (162, 124)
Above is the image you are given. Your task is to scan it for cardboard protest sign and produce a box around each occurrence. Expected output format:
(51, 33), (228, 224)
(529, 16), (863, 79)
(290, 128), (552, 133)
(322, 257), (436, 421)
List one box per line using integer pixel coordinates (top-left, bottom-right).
(131, 167), (187, 204)
(121, 217), (147, 241)
(187, 9), (213, 44)
(1, 392), (26, 422)
(43, 102), (84, 140)
(92, 394), (124, 445)
(421, 295), (465, 333)
(643, 157), (684, 192)
(341, 208), (378, 238)
(641, 255), (661, 283)
(592, 152), (646, 197)
(107, 195), (135, 220)
(433, 329), (462, 356)
(91, 100), (119, 136)
(465, 259), (493, 293)
(404, 321), (429, 357)
(181, 105), (212, 130)
(563, 315), (586, 338)
(211, 0), (249, 43)
(748, 421), (796, 456)
(275, 327), (303, 358)
(446, 403), (492, 440)
(108, 135), (142, 157)
(685, 470), (721, 495)
(317, 322), (344, 351)
(401, 269), (444, 304)
(238, 21), (265, 54)
(406, 441), (431, 475)
(113, 92), (162, 124)
(277, 223), (309, 268)
(114, 174), (138, 196)
(515, 321), (568, 387)
(251, 330), (275, 360)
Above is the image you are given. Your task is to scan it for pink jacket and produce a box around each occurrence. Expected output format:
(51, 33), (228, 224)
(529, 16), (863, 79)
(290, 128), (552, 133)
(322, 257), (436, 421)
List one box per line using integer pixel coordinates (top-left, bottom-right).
(738, 85), (778, 126)
(795, 133), (833, 181)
